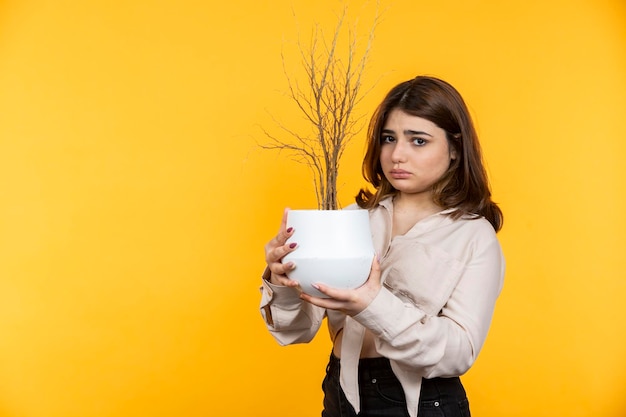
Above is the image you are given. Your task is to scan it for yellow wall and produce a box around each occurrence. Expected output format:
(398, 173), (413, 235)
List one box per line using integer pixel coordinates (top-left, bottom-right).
(0, 0), (625, 416)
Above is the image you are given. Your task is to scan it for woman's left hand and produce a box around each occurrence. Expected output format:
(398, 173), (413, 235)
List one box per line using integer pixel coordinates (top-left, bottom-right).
(300, 256), (382, 316)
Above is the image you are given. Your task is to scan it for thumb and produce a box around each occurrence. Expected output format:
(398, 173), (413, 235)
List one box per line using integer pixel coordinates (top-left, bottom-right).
(371, 252), (381, 277)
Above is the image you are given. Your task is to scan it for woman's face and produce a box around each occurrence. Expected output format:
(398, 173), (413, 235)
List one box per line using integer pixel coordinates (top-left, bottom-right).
(379, 108), (455, 199)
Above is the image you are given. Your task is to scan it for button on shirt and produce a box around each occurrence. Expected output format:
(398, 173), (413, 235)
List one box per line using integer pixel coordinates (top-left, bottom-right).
(260, 197), (505, 417)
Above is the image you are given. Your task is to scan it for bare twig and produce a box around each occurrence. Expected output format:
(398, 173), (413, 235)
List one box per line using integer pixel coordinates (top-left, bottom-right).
(263, 4), (380, 209)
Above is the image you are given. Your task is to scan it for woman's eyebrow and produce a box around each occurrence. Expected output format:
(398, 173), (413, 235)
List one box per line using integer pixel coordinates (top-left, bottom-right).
(404, 129), (433, 137)
(381, 128), (433, 137)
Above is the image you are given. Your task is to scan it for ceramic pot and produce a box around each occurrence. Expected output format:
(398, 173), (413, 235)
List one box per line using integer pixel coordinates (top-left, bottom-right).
(283, 209), (374, 297)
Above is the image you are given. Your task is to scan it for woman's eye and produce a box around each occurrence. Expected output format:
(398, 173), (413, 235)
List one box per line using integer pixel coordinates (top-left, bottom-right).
(412, 138), (427, 146)
(381, 135), (395, 144)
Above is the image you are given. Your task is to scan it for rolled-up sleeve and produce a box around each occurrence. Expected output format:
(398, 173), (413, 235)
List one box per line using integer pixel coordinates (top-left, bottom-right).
(353, 236), (505, 378)
(259, 269), (327, 345)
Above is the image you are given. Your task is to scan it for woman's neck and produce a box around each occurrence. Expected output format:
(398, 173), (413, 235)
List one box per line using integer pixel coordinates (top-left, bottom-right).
(391, 192), (441, 237)
(393, 192), (440, 216)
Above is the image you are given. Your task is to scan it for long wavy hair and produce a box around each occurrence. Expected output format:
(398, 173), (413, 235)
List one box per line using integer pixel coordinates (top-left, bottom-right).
(356, 76), (503, 232)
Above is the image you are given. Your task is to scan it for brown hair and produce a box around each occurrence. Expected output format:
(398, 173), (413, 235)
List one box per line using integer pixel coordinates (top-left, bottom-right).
(356, 76), (503, 232)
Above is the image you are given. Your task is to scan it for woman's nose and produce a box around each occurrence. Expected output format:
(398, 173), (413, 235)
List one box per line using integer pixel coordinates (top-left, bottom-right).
(391, 142), (407, 164)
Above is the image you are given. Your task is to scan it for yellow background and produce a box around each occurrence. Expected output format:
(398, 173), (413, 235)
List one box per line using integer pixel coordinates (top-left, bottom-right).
(1, 0), (625, 416)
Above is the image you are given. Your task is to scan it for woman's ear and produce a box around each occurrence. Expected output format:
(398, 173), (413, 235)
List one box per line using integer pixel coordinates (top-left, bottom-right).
(449, 134), (460, 161)
(450, 147), (458, 161)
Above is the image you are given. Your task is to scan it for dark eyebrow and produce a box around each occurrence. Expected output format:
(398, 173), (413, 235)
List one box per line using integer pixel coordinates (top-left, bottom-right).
(381, 128), (433, 137)
(404, 129), (433, 137)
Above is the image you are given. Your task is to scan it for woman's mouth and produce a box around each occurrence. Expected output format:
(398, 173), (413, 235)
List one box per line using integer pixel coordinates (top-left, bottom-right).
(390, 169), (411, 179)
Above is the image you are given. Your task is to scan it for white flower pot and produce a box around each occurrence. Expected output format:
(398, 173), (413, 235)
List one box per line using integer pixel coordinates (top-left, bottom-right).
(283, 209), (374, 297)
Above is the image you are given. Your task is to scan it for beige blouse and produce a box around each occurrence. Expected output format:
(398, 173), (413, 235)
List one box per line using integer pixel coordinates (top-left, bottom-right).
(259, 197), (505, 417)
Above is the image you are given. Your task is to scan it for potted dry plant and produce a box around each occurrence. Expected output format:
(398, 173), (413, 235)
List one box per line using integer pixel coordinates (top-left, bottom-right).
(262, 7), (380, 296)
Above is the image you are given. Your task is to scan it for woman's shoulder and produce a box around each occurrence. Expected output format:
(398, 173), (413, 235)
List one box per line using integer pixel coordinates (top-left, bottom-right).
(437, 215), (502, 263)
(343, 203), (361, 211)
(449, 212), (498, 241)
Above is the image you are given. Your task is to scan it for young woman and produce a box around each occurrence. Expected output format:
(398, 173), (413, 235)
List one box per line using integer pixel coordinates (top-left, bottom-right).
(259, 76), (505, 417)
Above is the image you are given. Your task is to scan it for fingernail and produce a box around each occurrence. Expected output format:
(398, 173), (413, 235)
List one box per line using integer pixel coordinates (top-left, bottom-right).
(287, 227), (293, 233)
(312, 283), (320, 290)
(289, 242), (297, 249)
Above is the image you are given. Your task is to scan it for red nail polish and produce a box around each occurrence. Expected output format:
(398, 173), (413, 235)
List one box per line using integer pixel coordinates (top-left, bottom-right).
(287, 227), (293, 233)
(289, 242), (297, 249)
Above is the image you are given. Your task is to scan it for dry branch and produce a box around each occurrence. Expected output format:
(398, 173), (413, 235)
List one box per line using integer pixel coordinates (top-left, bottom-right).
(261, 5), (380, 210)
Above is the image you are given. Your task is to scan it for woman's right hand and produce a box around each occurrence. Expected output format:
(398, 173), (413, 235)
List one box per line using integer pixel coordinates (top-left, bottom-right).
(264, 208), (300, 288)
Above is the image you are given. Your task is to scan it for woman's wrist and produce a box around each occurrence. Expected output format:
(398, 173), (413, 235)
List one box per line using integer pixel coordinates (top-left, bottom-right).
(262, 267), (273, 282)
(262, 267), (281, 286)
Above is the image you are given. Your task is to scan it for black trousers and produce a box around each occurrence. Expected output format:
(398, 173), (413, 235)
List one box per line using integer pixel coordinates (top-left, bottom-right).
(322, 353), (470, 417)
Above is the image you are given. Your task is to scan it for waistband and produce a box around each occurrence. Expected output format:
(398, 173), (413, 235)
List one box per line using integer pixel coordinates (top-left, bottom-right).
(327, 352), (466, 400)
